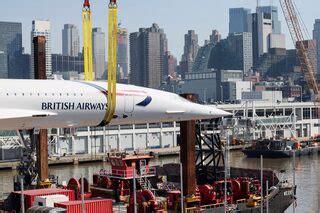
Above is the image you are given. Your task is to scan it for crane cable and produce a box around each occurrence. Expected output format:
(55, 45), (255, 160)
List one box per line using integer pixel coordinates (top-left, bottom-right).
(103, 0), (118, 125)
(82, 0), (94, 81)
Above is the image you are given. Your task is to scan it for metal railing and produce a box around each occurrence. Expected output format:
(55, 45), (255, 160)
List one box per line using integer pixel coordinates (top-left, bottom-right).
(99, 167), (156, 178)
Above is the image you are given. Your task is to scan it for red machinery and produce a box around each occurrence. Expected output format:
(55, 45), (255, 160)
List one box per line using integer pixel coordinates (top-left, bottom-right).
(198, 184), (217, 205)
(67, 177), (91, 200)
(127, 189), (158, 213)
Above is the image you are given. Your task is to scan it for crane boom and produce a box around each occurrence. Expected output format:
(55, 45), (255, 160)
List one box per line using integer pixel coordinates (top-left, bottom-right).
(280, 0), (320, 100)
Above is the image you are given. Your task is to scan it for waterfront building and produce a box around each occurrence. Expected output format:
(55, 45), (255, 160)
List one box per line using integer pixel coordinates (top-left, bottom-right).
(0, 21), (24, 79)
(92, 28), (106, 80)
(217, 101), (319, 140)
(31, 20), (52, 78)
(229, 8), (252, 33)
(130, 23), (168, 88)
(62, 24), (80, 57)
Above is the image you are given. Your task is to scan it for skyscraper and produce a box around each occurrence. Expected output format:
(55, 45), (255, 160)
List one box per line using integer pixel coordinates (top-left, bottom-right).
(130, 23), (168, 88)
(163, 51), (177, 78)
(62, 24), (80, 57)
(180, 30), (199, 75)
(229, 8), (252, 33)
(257, 6), (281, 34)
(92, 28), (106, 80)
(0, 21), (23, 79)
(117, 27), (129, 78)
(210, 30), (222, 45)
(252, 12), (272, 67)
(313, 19), (320, 74)
(31, 20), (52, 78)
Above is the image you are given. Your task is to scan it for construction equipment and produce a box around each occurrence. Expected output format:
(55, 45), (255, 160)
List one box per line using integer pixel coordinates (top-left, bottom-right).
(103, 0), (118, 125)
(280, 0), (320, 102)
(82, 0), (94, 81)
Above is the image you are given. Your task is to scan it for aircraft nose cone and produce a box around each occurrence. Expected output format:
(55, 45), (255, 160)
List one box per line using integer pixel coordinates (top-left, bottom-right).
(187, 104), (232, 120)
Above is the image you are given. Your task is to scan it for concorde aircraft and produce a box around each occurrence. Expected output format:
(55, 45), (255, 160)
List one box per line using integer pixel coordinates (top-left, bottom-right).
(0, 79), (230, 131)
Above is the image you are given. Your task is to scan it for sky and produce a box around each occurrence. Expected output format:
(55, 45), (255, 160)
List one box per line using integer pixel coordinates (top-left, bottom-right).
(1, 0), (319, 59)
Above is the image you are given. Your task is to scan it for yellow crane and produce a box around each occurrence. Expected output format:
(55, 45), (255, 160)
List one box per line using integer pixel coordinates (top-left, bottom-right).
(82, 0), (94, 81)
(280, 0), (320, 101)
(103, 0), (118, 125)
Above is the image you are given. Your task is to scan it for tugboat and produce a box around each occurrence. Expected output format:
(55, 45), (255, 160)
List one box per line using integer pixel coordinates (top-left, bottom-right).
(242, 139), (319, 158)
(90, 153), (295, 213)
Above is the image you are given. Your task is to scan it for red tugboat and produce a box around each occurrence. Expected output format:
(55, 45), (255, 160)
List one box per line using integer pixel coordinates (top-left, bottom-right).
(89, 153), (294, 213)
(91, 153), (163, 212)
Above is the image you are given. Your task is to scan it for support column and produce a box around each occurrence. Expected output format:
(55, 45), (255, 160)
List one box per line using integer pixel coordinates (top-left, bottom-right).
(33, 36), (48, 183)
(132, 124), (136, 150)
(179, 94), (197, 198)
(173, 121), (177, 147)
(37, 130), (49, 181)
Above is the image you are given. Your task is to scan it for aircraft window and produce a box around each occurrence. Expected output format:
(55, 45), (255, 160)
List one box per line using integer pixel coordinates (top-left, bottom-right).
(14, 93), (17, 96)
(73, 93), (76, 96)
(22, 93), (25, 96)
(60, 93), (62, 96)
(66, 93), (69, 96)
(37, 93), (40, 96)
(45, 93), (47, 96)
(6, 93), (9, 96)
(81, 93), (83, 96)
(30, 93), (32, 96)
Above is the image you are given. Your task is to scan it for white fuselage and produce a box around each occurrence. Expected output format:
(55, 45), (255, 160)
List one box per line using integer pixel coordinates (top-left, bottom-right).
(0, 79), (230, 130)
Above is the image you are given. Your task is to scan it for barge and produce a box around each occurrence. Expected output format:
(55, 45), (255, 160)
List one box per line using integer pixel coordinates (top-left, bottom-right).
(243, 139), (319, 158)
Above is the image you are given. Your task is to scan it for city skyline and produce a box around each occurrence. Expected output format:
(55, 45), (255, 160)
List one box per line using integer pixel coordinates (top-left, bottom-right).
(1, 0), (319, 58)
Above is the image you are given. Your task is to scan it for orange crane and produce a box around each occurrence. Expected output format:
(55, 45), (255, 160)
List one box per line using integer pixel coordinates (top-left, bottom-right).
(280, 0), (320, 102)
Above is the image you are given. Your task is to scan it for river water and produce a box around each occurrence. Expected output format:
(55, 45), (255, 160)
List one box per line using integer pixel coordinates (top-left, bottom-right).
(0, 151), (319, 212)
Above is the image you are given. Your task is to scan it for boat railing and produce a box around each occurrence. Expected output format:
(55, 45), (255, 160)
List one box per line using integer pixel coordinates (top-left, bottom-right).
(99, 167), (156, 178)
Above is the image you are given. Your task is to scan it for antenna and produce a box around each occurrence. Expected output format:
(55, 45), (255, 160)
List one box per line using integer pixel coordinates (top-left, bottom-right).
(256, 0), (260, 12)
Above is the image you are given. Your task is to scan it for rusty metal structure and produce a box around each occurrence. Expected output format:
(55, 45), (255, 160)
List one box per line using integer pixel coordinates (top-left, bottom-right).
(280, 0), (320, 102)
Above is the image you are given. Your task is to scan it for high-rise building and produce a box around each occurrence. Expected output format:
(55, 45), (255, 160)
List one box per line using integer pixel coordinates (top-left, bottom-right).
(210, 30), (222, 45)
(229, 8), (252, 33)
(52, 54), (84, 74)
(229, 32), (253, 76)
(31, 20), (52, 78)
(313, 19), (320, 74)
(182, 30), (199, 62)
(117, 27), (129, 78)
(299, 40), (318, 75)
(0, 21), (24, 79)
(0, 51), (7, 78)
(163, 51), (177, 78)
(62, 24), (80, 57)
(268, 33), (286, 49)
(92, 28), (106, 80)
(207, 32), (253, 76)
(193, 43), (214, 73)
(180, 30), (199, 75)
(257, 6), (281, 34)
(252, 12), (272, 67)
(129, 23), (168, 88)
